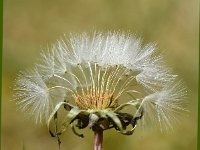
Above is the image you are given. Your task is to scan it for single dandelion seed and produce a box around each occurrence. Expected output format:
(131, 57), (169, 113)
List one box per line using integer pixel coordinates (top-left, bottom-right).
(13, 31), (187, 150)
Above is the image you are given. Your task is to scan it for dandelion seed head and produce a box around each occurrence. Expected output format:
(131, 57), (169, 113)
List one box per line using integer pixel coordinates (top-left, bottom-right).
(14, 31), (187, 132)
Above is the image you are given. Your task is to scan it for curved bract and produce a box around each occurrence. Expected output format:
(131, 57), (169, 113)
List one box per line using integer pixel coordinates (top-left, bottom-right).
(48, 101), (143, 145)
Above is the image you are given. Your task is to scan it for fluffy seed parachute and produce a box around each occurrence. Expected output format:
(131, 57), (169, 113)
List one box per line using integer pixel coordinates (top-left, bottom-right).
(13, 31), (187, 145)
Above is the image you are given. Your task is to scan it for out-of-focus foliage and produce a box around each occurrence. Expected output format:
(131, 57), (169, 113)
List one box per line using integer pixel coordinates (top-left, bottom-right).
(2, 0), (198, 150)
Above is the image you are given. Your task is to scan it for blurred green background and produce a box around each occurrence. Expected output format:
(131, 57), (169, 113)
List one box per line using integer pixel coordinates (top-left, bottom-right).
(2, 0), (198, 150)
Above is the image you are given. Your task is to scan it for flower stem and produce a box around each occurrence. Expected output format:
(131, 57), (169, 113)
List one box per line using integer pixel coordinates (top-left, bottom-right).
(94, 130), (103, 150)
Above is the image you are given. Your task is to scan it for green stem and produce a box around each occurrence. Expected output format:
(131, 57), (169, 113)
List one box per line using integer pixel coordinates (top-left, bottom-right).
(94, 130), (103, 150)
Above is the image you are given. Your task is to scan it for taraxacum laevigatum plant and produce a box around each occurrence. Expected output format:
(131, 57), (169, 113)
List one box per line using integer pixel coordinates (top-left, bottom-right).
(14, 31), (187, 150)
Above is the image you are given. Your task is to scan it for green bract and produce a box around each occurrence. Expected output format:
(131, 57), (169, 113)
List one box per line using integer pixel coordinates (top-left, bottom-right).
(48, 100), (143, 145)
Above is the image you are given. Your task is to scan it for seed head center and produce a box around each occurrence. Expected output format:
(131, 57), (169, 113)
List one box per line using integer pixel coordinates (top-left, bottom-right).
(74, 91), (117, 110)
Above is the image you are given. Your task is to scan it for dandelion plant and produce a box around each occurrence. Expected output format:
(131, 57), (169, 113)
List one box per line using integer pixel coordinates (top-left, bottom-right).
(14, 31), (187, 150)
